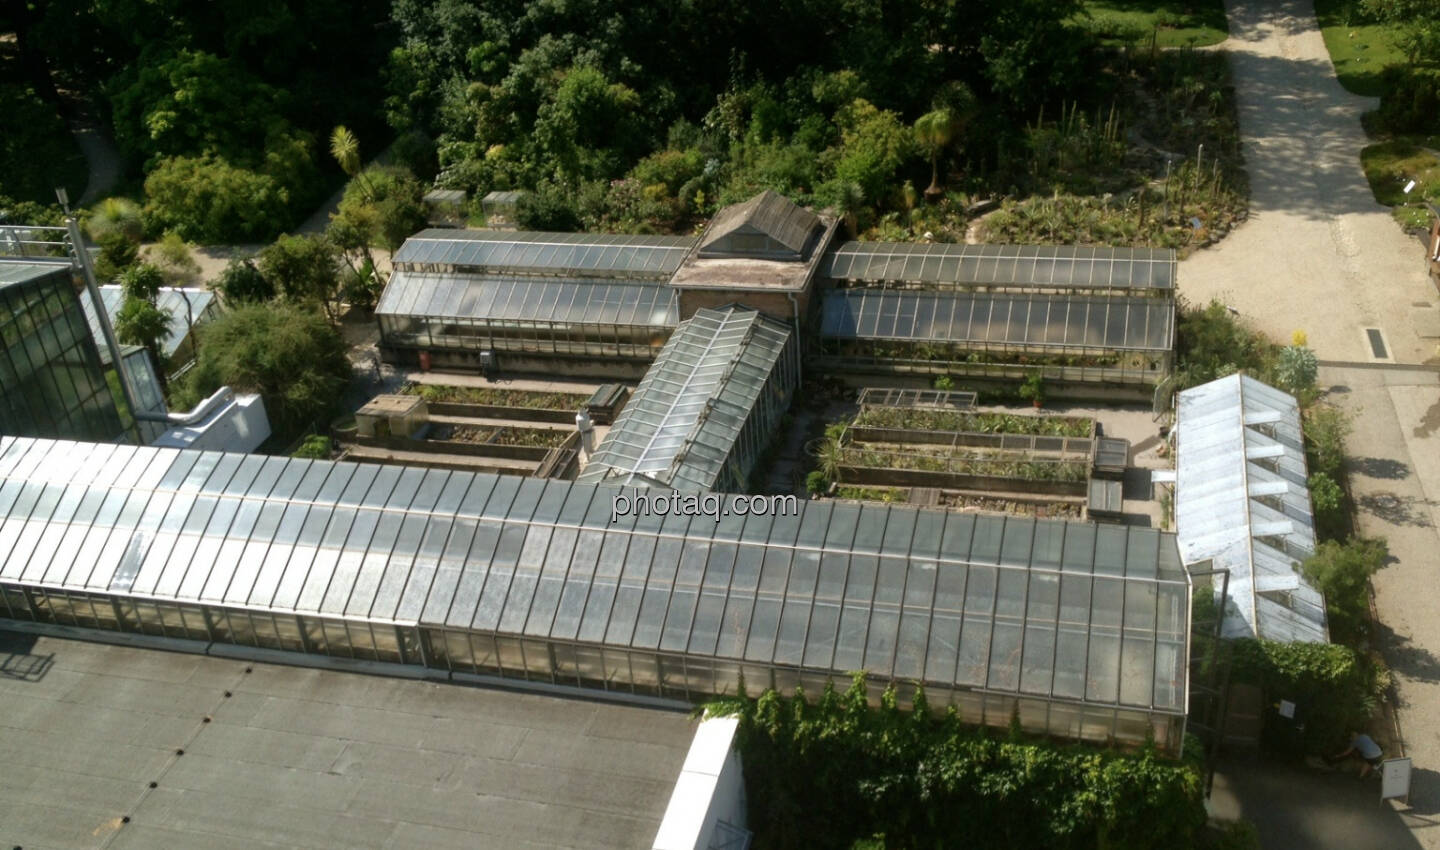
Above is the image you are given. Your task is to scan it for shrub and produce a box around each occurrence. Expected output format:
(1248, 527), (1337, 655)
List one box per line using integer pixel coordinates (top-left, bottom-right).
(1274, 345), (1319, 395)
(1303, 403), (1351, 481)
(708, 676), (1207, 850)
(257, 234), (341, 319)
(515, 181), (582, 231)
(174, 302), (352, 443)
(214, 258), (274, 304)
(1228, 638), (1381, 755)
(1175, 300), (1280, 390)
(292, 434), (333, 459)
(142, 155), (291, 242)
(94, 230), (139, 281)
(1308, 471), (1347, 540)
(1372, 65), (1440, 135)
(1302, 537), (1389, 644)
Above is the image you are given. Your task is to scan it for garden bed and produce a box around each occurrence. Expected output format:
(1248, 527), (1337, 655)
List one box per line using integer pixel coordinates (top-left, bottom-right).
(400, 384), (589, 423)
(852, 407), (1095, 437)
(429, 423), (569, 449)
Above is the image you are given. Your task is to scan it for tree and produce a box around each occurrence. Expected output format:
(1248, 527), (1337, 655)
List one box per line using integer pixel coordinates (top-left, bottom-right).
(174, 302), (352, 443)
(1302, 538), (1389, 643)
(143, 154), (292, 242)
(113, 263), (173, 392)
(214, 258), (275, 304)
(257, 234), (341, 320)
(825, 99), (917, 210)
(913, 109), (958, 203)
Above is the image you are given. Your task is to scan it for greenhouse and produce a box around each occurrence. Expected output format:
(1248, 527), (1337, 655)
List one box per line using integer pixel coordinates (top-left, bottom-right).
(578, 305), (798, 492)
(817, 289), (1174, 385)
(821, 242), (1177, 292)
(391, 229), (696, 280)
(0, 436), (1190, 753)
(1174, 374), (1325, 643)
(375, 271), (679, 360)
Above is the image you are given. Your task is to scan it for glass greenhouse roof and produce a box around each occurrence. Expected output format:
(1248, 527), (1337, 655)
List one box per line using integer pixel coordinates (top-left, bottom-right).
(375, 271), (679, 328)
(578, 306), (793, 491)
(820, 290), (1174, 352)
(821, 242), (1177, 290)
(81, 285), (216, 361)
(1174, 374), (1325, 643)
(392, 229), (697, 278)
(0, 436), (1189, 715)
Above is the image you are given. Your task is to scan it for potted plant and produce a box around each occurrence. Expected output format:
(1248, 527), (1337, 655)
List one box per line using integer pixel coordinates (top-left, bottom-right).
(1018, 371), (1045, 408)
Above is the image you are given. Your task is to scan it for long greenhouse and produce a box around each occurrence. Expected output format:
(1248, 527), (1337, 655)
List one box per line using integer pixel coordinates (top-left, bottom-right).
(0, 435), (1191, 753)
(821, 242), (1177, 293)
(1174, 374), (1325, 643)
(578, 306), (798, 492)
(817, 289), (1174, 385)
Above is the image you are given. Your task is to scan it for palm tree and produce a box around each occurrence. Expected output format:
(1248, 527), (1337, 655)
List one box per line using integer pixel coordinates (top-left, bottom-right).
(914, 108), (960, 204)
(330, 125), (377, 201)
(832, 181), (865, 238)
(913, 82), (979, 203)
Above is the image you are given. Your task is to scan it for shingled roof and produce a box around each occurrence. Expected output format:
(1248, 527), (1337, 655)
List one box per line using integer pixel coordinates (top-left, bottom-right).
(696, 190), (822, 261)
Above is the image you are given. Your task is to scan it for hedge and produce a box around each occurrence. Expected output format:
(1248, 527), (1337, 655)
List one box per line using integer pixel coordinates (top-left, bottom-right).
(707, 676), (1207, 850)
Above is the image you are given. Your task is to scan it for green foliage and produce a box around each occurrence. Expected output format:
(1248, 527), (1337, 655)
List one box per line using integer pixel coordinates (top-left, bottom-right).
(87, 198), (144, 245)
(175, 303), (352, 444)
(932, 374), (955, 391)
(214, 259), (274, 304)
(117, 263), (164, 302)
(1175, 300), (1281, 390)
(257, 234), (341, 320)
(0, 82), (87, 204)
(335, 166), (429, 252)
(142, 155), (293, 243)
(1374, 66), (1440, 134)
(708, 677), (1206, 850)
(1275, 345), (1319, 394)
(805, 469), (830, 495)
(825, 100), (917, 208)
(109, 49), (289, 167)
(515, 182), (583, 232)
(1228, 638), (1382, 753)
(152, 231), (201, 287)
(1018, 371), (1046, 404)
(1303, 538), (1389, 644)
(292, 434), (333, 459)
(1308, 471), (1347, 532)
(1303, 404), (1352, 482)
(94, 230), (140, 282)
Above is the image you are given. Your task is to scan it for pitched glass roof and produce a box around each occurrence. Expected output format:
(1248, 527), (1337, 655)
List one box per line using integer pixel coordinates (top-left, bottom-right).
(821, 242), (1177, 290)
(0, 435), (1189, 715)
(578, 306), (793, 490)
(80, 285), (217, 361)
(698, 190), (822, 259)
(0, 259), (70, 288)
(375, 270), (679, 328)
(820, 290), (1174, 352)
(392, 229), (696, 278)
(1175, 374), (1325, 643)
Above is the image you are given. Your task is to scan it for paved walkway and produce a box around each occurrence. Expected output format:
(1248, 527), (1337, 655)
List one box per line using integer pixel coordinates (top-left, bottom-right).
(1181, 0), (1440, 845)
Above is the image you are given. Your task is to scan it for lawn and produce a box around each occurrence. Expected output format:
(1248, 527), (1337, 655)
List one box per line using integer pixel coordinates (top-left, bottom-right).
(1360, 140), (1440, 229)
(1313, 0), (1406, 97)
(1076, 0), (1229, 48)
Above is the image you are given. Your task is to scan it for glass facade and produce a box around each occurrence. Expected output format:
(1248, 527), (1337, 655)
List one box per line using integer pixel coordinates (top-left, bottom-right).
(822, 242), (1177, 292)
(0, 436), (1190, 753)
(0, 262), (125, 441)
(578, 306), (799, 492)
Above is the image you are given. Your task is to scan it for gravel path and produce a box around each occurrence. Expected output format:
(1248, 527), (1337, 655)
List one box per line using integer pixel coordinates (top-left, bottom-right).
(1181, 0), (1436, 364)
(1185, 0), (1440, 842)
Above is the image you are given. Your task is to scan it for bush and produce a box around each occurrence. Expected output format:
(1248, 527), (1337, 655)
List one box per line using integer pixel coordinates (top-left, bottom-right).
(1373, 65), (1440, 135)
(709, 676), (1207, 850)
(94, 230), (139, 282)
(174, 302), (352, 444)
(214, 258), (274, 304)
(292, 434), (333, 459)
(257, 234), (341, 319)
(1303, 403), (1351, 481)
(515, 181), (582, 231)
(1228, 638), (1381, 755)
(142, 155), (292, 242)
(1302, 538), (1389, 644)
(1175, 300), (1281, 390)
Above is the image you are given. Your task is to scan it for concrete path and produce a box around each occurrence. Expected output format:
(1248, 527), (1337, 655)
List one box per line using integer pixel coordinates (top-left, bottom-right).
(1180, 0), (1440, 845)
(1183, 0), (1436, 365)
(71, 116), (122, 206)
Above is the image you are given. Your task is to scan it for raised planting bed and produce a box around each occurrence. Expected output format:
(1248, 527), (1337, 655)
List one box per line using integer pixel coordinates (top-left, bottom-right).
(836, 438), (1090, 496)
(430, 423), (570, 449)
(834, 485), (910, 504)
(851, 407), (1094, 437)
(400, 384), (590, 423)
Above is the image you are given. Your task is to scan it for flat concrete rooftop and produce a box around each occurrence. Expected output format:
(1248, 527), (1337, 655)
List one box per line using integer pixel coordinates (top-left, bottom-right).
(0, 630), (696, 850)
